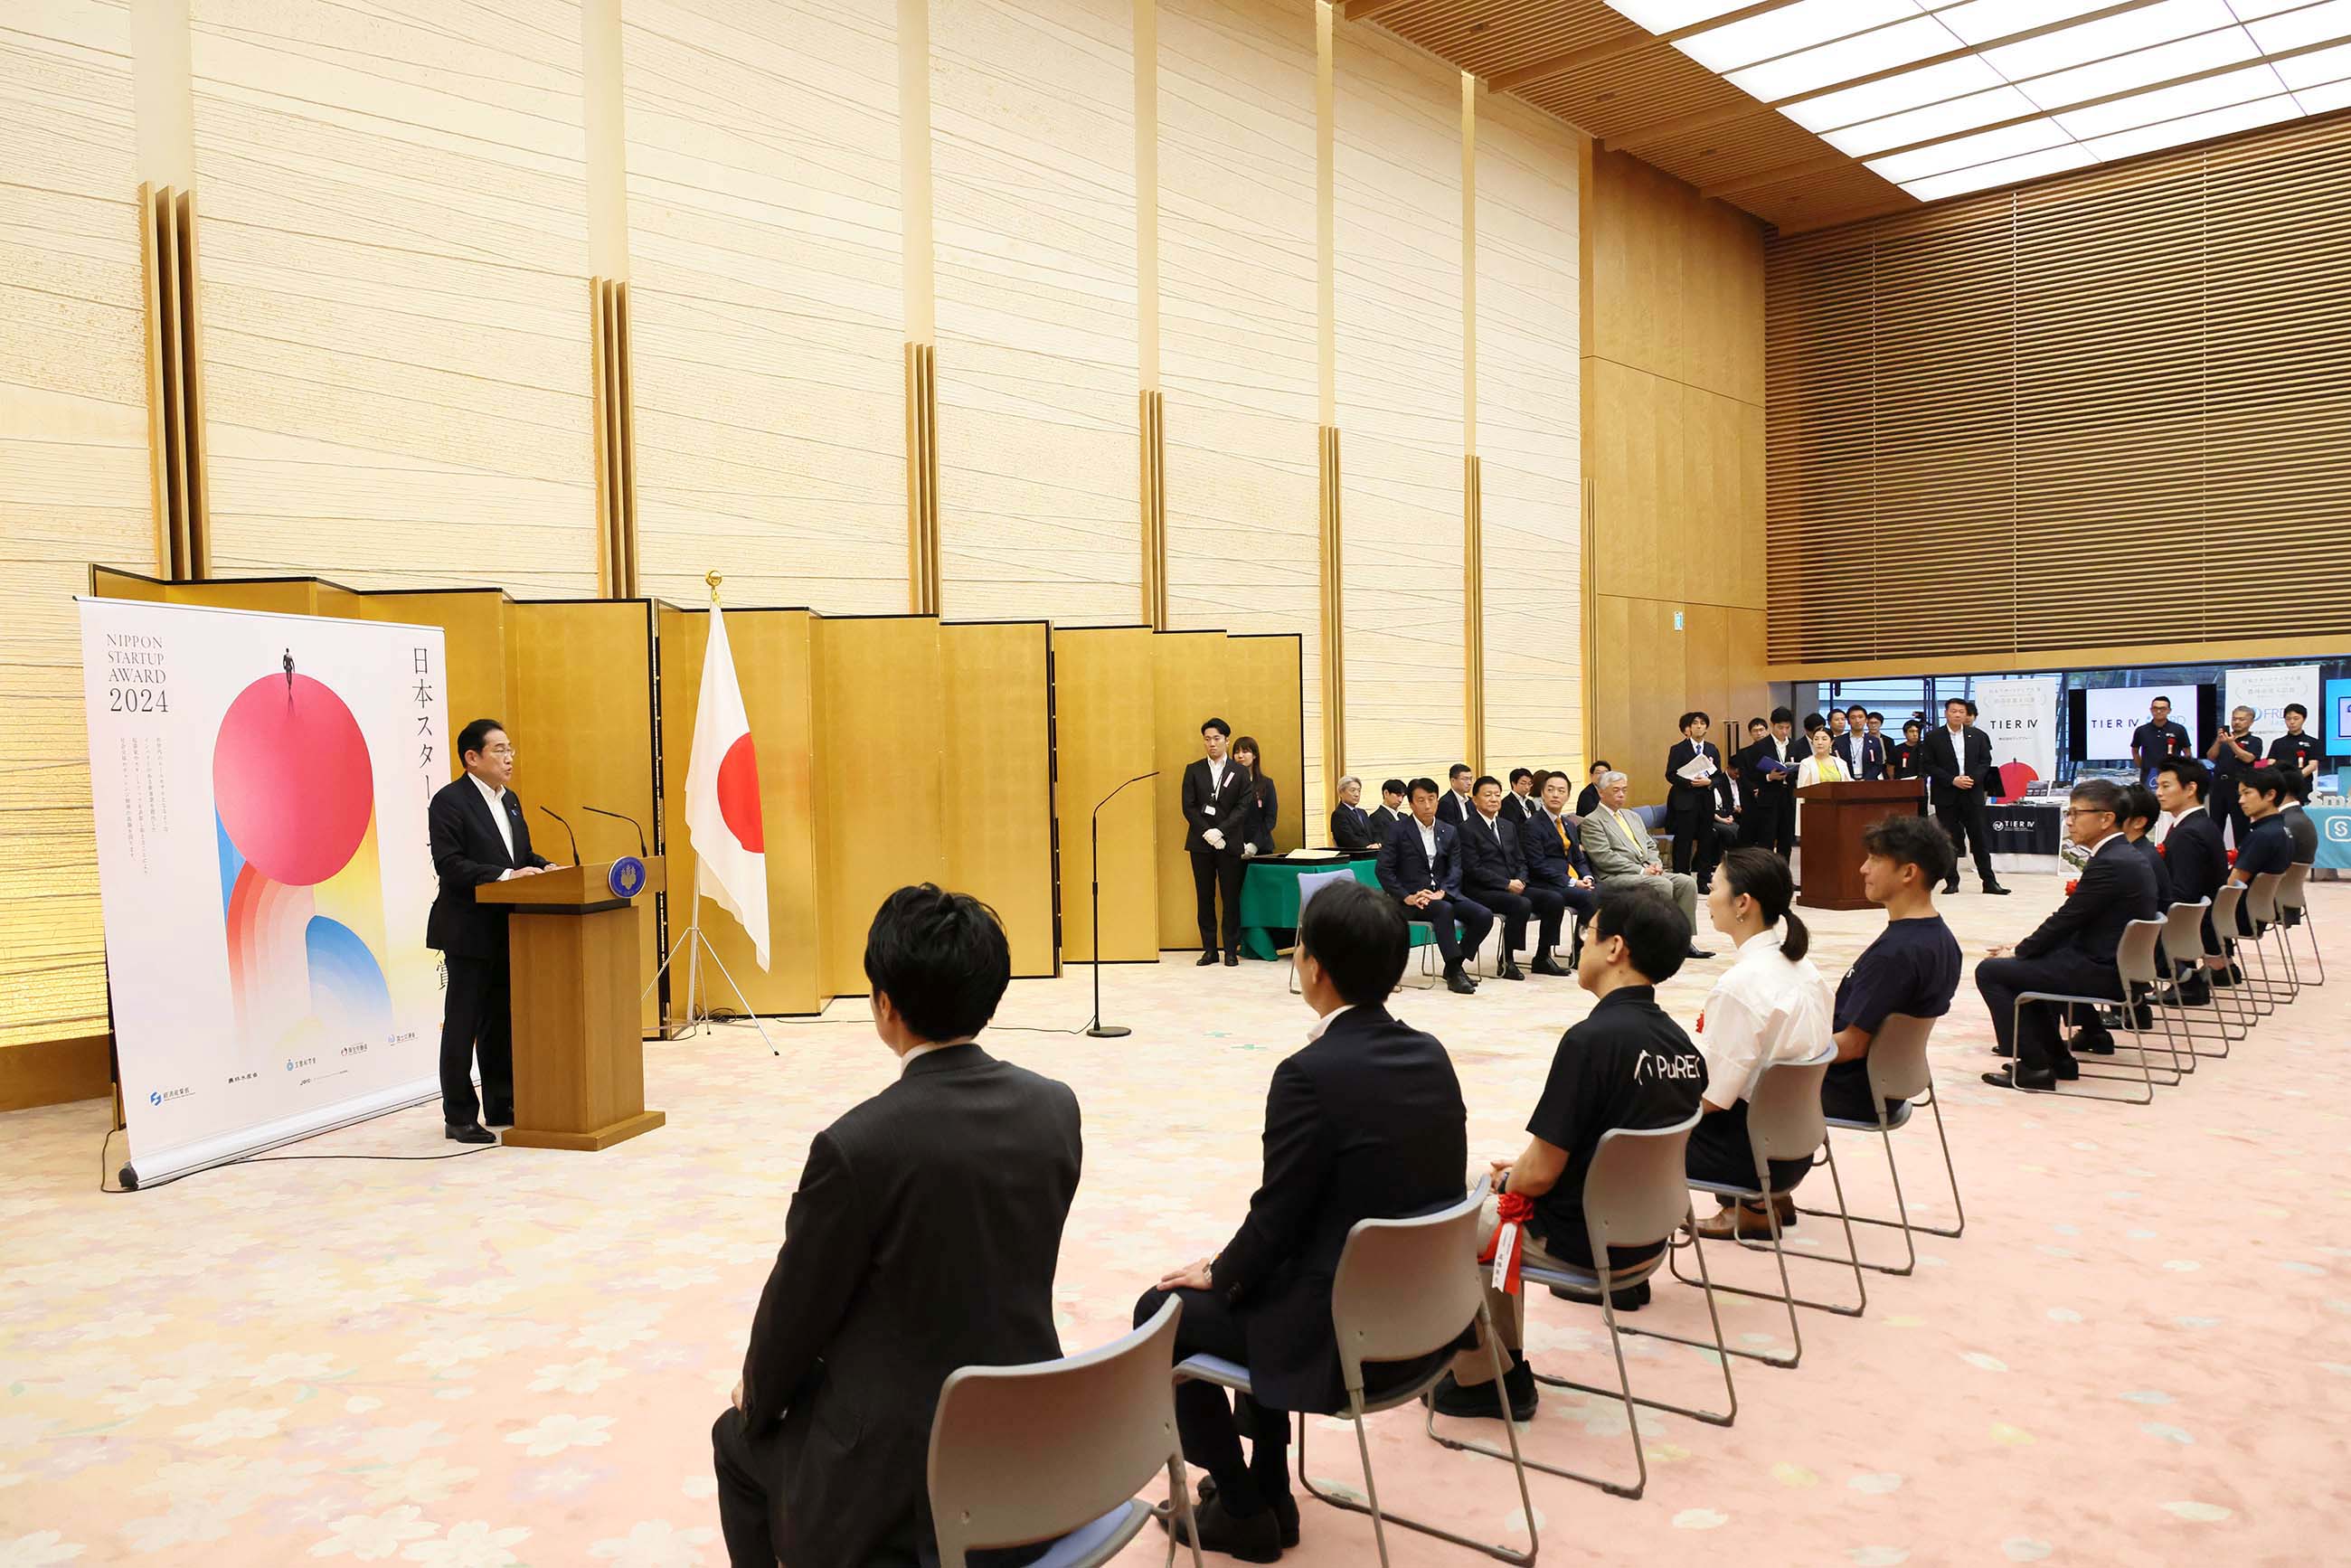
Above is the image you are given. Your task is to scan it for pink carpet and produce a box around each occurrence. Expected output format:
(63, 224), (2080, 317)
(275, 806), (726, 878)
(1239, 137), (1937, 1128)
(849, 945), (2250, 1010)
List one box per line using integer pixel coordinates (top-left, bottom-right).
(3, 875), (2346, 1566)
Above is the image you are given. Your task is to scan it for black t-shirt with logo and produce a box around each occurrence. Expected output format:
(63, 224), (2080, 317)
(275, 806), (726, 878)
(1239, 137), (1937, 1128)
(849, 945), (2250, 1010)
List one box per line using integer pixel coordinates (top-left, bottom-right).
(2130, 720), (2192, 766)
(2271, 732), (2324, 772)
(1823, 916), (1962, 1122)
(1523, 986), (1706, 1267)
(2210, 728), (2264, 787)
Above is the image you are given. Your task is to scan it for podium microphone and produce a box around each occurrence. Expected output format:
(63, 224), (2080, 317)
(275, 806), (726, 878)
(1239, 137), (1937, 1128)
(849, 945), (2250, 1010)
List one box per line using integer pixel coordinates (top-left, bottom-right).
(581, 805), (648, 857)
(1088, 771), (1158, 1039)
(537, 805), (581, 868)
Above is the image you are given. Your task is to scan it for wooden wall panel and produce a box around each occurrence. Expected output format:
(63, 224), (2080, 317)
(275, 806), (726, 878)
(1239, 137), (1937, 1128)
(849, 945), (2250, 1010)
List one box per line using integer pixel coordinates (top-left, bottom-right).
(1765, 112), (2351, 673)
(1151, 630), (1226, 949)
(1335, 24), (1464, 790)
(188, 0), (597, 593)
(1, 1), (153, 1051)
(940, 620), (1058, 978)
(931, 0), (1140, 625)
(1158, 0), (1324, 815)
(813, 618), (948, 996)
(621, 0), (907, 614)
(1053, 627), (1159, 963)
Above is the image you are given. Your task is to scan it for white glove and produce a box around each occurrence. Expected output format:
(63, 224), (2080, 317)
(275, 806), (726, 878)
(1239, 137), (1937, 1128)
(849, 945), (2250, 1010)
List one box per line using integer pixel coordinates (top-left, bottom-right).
(1204, 827), (1226, 849)
(1242, 843), (1257, 857)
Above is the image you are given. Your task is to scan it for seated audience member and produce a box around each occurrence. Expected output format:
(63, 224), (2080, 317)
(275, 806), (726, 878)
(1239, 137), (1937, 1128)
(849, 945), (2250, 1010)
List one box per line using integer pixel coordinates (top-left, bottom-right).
(2228, 767), (2298, 936)
(1367, 779), (1408, 837)
(1504, 768), (1540, 827)
(1576, 760), (1610, 820)
(1139, 879), (1467, 1560)
(1376, 778), (1493, 994)
(714, 886), (1081, 1568)
(1977, 780), (2157, 1092)
(1687, 850), (1833, 1237)
(1665, 711), (1728, 890)
(2120, 784), (2174, 909)
(1430, 888), (1707, 1421)
(1329, 775), (1375, 851)
(1583, 770), (1714, 959)
(1462, 776), (1569, 980)
(2275, 765), (2318, 865)
(1525, 770), (1599, 960)
(1822, 817), (1961, 1124)
(1440, 763), (1477, 826)
(2155, 758), (2228, 998)
(2270, 703), (2324, 780)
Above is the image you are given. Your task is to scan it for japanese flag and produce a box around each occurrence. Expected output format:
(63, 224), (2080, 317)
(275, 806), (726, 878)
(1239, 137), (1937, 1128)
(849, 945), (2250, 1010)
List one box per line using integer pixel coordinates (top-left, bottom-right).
(684, 605), (770, 969)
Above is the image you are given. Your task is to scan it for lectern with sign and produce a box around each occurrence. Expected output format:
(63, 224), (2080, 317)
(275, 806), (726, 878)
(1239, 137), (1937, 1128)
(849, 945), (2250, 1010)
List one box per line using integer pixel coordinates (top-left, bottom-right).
(476, 856), (666, 1151)
(1795, 780), (1922, 911)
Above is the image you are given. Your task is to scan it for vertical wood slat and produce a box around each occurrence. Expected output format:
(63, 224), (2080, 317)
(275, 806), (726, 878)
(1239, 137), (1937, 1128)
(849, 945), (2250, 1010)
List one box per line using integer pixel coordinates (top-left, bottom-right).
(1317, 423), (1345, 793)
(590, 277), (639, 600)
(1462, 452), (1484, 770)
(137, 183), (209, 581)
(905, 342), (941, 615)
(1138, 389), (1166, 628)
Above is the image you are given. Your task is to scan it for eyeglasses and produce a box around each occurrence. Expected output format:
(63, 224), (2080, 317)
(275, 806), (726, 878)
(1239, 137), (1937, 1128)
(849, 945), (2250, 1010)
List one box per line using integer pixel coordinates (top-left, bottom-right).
(2061, 807), (2113, 820)
(484, 744), (516, 757)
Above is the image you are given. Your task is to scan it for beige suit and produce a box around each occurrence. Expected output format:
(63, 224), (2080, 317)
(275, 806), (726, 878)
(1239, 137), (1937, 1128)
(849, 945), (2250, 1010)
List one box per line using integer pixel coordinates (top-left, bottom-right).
(1583, 805), (1700, 931)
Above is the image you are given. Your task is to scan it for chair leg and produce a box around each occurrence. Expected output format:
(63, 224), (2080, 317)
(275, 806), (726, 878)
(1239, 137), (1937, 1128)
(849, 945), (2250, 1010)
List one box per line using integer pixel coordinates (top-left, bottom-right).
(1548, 1234), (1740, 1427)
(2294, 910), (2325, 987)
(1432, 1275), (1653, 1498)
(1668, 1212), (1805, 1369)
(1797, 1119), (1919, 1277)
(1164, 1457), (1205, 1568)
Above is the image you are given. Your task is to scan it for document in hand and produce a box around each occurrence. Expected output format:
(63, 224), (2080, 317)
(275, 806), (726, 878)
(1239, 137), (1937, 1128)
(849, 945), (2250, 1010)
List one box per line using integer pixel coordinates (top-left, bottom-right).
(1755, 756), (1791, 778)
(1676, 753), (1715, 783)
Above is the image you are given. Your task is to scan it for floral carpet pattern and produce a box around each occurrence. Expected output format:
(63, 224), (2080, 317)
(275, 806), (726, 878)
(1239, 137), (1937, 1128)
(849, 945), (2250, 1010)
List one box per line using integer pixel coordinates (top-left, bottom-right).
(4, 875), (2347, 1566)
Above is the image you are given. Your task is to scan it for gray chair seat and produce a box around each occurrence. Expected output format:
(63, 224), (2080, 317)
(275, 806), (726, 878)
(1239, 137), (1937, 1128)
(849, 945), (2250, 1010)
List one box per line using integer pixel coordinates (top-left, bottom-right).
(1026, 1503), (1148, 1568)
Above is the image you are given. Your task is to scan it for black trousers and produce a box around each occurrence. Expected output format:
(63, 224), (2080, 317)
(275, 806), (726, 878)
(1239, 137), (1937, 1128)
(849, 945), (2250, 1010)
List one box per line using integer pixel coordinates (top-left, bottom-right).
(1190, 847), (1244, 955)
(1468, 884), (1565, 957)
(1933, 788), (1997, 885)
(1758, 789), (1797, 858)
(1686, 1103), (1812, 1196)
(1135, 1286), (1290, 1516)
(438, 951), (512, 1126)
(1666, 801), (1726, 883)
(1978, 952), (2120, 1075)
(1402, 894), (1492, 968)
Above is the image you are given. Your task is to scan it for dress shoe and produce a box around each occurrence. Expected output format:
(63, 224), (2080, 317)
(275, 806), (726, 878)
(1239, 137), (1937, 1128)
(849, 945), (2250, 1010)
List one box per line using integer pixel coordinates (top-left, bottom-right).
(2069, 1025), (2116, 1056)
(1164, 1489), (1281, 1563)
(1547, 1277), (1651, 1311)
(1497, 961), (1526, 982)
(1944, 880), (1961, 895)
(1993, 1041), (2014, 1057)
(2050, 1056), (2081, 1081)
(1429, 1354), (1538, 1422)
(1224, 951), (1241, 968)
(1695, 1197), (1793, 1240)
(1985, 882), (2011, 896)
(1981, 1066), (2054, 1092)
(1196, 951), (1220, 967)
(1685, 945), (1716, 960)
(2176, 977), (2213, 1007)
(445, 1122), (496, 1145)
(1194, 1480), (1299, 1551)
(1445, 965), (1478, 995)
(1531, 954), (1569, 978)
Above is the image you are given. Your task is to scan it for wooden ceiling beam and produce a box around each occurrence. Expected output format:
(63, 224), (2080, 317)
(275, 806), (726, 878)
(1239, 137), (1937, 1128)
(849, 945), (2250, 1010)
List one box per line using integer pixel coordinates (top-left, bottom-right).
(1701, 149), (1859, 202)
(1339, 0), (1412, 22)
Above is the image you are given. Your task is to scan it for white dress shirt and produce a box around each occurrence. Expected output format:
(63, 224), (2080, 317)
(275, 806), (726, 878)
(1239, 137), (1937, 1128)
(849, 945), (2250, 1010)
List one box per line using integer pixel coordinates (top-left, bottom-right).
(470, 773), (520, 878)
(1306, 1003), (1355, 1043)
(1698, 928), (1834, 1110)
(900, 1036), (974, 1074)
(1417, 818), (1440, 867)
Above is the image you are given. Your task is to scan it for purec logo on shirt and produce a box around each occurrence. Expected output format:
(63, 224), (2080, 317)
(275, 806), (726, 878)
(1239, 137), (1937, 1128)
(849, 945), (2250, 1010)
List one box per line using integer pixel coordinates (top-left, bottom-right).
(1633, 1048), (1704, 1083)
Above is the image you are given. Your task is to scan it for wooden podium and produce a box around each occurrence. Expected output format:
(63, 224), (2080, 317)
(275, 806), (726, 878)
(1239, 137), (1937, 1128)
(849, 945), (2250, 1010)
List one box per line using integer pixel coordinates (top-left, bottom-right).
(1794, 779), (1922, 911)
(477, 858), (666, 1151)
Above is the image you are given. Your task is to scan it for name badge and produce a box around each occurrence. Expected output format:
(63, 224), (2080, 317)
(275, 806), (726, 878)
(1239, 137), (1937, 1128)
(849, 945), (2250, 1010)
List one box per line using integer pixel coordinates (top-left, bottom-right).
(1204, 804), (1216, 817)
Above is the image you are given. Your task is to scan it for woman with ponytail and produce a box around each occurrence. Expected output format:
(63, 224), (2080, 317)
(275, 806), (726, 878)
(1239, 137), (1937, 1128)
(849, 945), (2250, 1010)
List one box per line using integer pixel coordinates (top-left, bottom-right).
(1685, 848), (1836, 1241)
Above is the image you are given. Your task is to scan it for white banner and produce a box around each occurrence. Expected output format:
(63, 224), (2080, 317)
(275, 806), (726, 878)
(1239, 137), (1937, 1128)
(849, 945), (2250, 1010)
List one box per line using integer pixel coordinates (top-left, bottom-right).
(2224, 664), (2320, 741)
(79, 599), (447, 1185)
(1975, 676), (2058, 798)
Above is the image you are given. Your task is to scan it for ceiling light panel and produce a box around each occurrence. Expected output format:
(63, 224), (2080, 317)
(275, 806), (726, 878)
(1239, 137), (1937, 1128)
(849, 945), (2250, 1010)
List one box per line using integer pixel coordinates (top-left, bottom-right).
(2018, 29), (2260, 109)
(2275, 38), (2351, 87)
(1867, 115), (2072, 183)
(2057, 63), (2285, 137)
(2225, 0), (2319, 19)
(1984, 0), (2240, 80)
(1935, 0), (2137, 46)
(1780, 53), (2006, 130)
(1822, 84), (2039, 156)
(2080, 92), (2299, 158)
(2248, 0), (2351, 52)
(2298, 75), (2351, 108)
(1729, 14), (1964, 101)
(1676, 0), (1921, 73)
(1900, 142), (2098, 200)
(1603, 0), (1759, 33)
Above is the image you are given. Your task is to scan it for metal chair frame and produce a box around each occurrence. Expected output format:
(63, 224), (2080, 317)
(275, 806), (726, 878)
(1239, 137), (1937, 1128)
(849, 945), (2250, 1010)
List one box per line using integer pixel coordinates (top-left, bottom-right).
(2278, 862), (2324, 987)
(2006, 920), (2179, 1105)
(2206, 884), (2266, 1029)
(2155, 899), (2242, 1057)
(2243, 870), (2301, 1005)
(1793, 1012), (1964, 1273)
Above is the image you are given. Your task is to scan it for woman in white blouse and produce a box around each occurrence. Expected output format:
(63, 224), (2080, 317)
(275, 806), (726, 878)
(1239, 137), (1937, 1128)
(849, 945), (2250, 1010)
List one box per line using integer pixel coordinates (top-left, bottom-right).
(1685, 848), (1836, 1241)
(1794, 726), (1851, 789)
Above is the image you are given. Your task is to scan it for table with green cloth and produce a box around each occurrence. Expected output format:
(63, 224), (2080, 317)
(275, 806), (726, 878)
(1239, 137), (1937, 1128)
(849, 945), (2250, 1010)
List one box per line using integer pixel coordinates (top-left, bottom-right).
(1237, 855), (1381, 959)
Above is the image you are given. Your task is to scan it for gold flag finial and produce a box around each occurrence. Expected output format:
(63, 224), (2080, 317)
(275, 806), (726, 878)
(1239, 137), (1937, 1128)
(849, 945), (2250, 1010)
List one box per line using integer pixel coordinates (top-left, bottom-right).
(705, 571), (722, 604)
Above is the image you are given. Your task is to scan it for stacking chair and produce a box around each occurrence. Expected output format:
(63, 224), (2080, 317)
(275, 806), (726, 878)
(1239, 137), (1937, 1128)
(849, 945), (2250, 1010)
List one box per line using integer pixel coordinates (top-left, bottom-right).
(1174, 1185), (1537, 1565)
(1794, 1013), (1964, 1274)
(2209, 884), (2268, 1023)
(2242, 872), (2299, 1006)
(928, 1298), (1205, 1568)
(1425, 1110), (1735, 1502)
(2004, 919), (2176, 1105)
(2279, 863), (2323, 987)
(2157, 900), (2239, 1058)
(1287, 871), (1362, 996)
(1667, 1046), (1865, 1370)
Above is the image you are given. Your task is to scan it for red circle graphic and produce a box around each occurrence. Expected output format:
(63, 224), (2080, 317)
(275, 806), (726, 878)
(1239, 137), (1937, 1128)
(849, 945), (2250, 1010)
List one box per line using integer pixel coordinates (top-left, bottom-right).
(717, 732), (764, 853)
(214, 672), (373, 885)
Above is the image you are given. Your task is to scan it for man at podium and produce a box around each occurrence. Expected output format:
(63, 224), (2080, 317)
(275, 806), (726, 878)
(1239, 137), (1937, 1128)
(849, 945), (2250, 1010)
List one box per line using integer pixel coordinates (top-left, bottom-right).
(426, 719), (555, 1144)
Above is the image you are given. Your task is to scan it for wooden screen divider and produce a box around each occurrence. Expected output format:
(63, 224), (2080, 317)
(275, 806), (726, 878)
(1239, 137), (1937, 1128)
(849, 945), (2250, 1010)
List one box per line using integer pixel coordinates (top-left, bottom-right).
(137, 184), (211, 581)
(1764, 111), (2351, 675)
(590, 277), (638, 599)
(904, 343), (941, 615)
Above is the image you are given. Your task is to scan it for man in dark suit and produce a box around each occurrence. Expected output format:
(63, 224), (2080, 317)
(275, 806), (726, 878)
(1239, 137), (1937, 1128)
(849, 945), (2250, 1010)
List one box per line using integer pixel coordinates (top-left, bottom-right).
(1438, 764), (1477, 827)
(1840, 704), (1886, 780)
(1138, 879), (1466, 1559)
(1921, 697), (2009, 896)
(426, 718), (555, 1143)
(1524, 772), (1598, 961)
(713, 885), (1081, 1568)
(1749, 708), (1800, 857)
(1664, 711), (1727, 889)
(1461, 777), (1568, 981)
(1978, 781), (2158, 1091)
(1329, 775), (1376, 851)
(1575, 760), (1610, 820)
(1375, 779), (1490, 994)
(1502, 768), (1540, 827)
(1181, 718), (1251, 967)
(2154, 758), (2228, 1003)
(1364, 779), (1408, 840)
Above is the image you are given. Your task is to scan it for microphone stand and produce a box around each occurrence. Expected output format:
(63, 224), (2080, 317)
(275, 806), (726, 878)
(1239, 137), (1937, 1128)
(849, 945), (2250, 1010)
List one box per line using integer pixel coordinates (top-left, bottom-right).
(1088, 771), (1158, 1038)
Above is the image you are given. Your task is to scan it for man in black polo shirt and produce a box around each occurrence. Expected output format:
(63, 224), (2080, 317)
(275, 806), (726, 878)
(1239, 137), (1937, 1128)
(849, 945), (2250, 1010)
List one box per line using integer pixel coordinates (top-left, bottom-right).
(2131, 696), (2192, 789)
(1428, 888), (1705, 1422)
(2270, 704), (2325, 782)
(1822, 816), (1962, 1124)
(2206, 704), (2262, 848)
(2230, 767), (2297, 940)
(2277, 766), (2318, 865)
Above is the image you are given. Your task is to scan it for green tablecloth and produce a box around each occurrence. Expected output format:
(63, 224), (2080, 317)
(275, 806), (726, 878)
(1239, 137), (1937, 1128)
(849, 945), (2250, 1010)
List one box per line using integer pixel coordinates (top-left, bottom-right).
(1237, 855), (1381, 959)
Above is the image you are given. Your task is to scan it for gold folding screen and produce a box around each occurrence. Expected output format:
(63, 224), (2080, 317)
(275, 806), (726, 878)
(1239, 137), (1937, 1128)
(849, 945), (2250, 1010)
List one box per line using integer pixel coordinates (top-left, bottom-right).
(1766, 111), (2351, 674)
(1053, 627), (1161, 965)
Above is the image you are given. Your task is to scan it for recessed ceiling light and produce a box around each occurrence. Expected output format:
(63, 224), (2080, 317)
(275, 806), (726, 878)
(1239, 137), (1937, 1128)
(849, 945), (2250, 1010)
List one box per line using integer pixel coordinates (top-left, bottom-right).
(2275, 38), (2351, 88)
(2056, 63), (2284, 138)
(1780, 54), (2005, 131)
(1983, 0), (2238, 81)
(1898, 141), (2096, 200)
(1823, 84), (2039, 156)
(2017, 29), (2259, 111)
(2248, 0), (2351, 52)
(1933, 0), (2129, 47)
(1676, 0), (1917, 74)
(2298, 75), (2351, 109)
(1729, 14), (1961, 101)
(1867, 115), (2072, 184)
(2079, 92), (2299, 160)
(1604, 0), (1759, 33)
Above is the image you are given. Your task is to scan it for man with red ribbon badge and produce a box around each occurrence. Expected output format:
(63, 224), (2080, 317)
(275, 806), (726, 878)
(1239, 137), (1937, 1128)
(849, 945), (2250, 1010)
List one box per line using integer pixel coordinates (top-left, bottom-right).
(1429, 886), (1710, 1423)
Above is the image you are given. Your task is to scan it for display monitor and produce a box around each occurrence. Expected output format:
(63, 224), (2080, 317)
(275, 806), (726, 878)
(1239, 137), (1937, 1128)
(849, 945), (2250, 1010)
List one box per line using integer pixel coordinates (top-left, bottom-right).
(2327, 676), (2351, 753)
(2072, 683), (2205, 762)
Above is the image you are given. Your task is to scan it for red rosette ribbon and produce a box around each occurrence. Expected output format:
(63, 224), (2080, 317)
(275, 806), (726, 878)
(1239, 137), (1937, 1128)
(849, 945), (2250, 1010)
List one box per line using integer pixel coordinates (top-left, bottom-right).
(1478, 1190), (1537, 1296)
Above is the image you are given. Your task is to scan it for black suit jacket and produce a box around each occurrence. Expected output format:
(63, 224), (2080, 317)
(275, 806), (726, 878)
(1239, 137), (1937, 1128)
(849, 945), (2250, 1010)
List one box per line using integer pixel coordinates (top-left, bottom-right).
(738, 1045), (1081, 1568)
(1665, 740), (1723, 810)
(1523, 808), (1591, 888)
(1234, 776), (1279, 855)
(1745, 734), (1799, 796)
(425, 776), (551, 959)
(1331, 803), (1378, 852)
(1180, 758), (1251, 855)
(2133, 835), (2174, 909)
(1376, 816), (1465, 900)
(2016, 837), (2157, 968)
(1211, 1005), (1468, 1412)
(1458, 811), (1528, 895)
(1574, 783), (1601, 818)
(1839, 732), (1888, 780)
(1436, 791), (1475, 827)
(1364, 804), (1403, 839)
(1501, 792), (1539, 828)
(2163, 808), (2229, 951)
(1921, 726), (1994, 807)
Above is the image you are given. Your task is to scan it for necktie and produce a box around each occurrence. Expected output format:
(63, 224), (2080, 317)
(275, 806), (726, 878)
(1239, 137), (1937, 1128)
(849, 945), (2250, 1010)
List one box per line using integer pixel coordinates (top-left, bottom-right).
(1556, 817), (1571, 854)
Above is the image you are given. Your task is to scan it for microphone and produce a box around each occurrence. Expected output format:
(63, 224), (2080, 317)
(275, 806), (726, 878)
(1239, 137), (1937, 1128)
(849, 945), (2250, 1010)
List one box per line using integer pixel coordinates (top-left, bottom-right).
(581, 805), (648, 857)
(537, 804), (581, 869)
